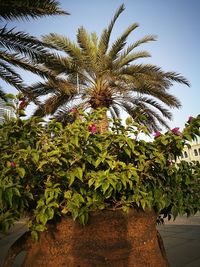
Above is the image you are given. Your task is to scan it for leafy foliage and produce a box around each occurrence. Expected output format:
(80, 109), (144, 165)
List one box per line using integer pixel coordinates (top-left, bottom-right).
(0, 95), (199, 239)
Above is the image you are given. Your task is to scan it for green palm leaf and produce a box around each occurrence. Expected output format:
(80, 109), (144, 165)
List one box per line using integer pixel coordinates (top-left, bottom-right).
(98, 4), (125, 58)
(0, 0), (68, 21)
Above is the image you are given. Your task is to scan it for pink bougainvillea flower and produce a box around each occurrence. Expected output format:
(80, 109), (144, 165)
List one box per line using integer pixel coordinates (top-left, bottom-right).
(70, 108), (78, 114)
(171, 127), (181, 135)
(19, 100), (27, 109)
(166, 160), (173, 166)
(153, 131), (161, 138)
(10, 162), (16, 167)
(88, 124), (97, 134)
(187, 116), (194, 123)
(19, 97), (26, 101)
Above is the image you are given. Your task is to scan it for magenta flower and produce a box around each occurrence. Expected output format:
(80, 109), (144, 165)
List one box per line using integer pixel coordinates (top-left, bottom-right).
(88, 124), (97, 134)
(70, 108), (78, 114)
(166, 160), (173, 166)
(171, 127), (181, 135)
(187, 116), (193, 123)
(10, 162), (16, 167)
(153, 131), (161, 138)
(19, 100), (27, 109)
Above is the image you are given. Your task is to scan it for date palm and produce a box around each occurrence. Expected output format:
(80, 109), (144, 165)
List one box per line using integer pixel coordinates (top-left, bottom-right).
(0, 0), (68, 92)
(30, 4), (189, 132)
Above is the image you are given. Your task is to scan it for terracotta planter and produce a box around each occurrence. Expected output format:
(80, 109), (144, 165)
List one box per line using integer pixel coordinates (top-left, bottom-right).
(3, 209), (170, 267)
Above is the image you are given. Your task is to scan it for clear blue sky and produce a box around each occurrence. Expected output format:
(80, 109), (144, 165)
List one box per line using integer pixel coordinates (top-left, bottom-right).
(1, 0), (199, 130)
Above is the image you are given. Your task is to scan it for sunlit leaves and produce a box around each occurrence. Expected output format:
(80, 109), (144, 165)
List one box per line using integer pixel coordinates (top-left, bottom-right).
(0, 109), (199, 238)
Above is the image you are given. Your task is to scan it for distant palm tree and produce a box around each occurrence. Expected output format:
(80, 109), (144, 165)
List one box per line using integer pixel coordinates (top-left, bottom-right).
(30, 4), (189, 132)
(0, 0), (68, 92)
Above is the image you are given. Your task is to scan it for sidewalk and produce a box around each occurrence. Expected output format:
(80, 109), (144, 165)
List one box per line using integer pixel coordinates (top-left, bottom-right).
(158, 214), (200, 267)
(0, 219), (27, 267)
(0, 215), (200, 267)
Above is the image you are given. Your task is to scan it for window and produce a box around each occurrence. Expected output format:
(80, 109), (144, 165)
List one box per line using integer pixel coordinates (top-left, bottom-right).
(184, 151), (188, 158)
(194, 149), (198, 156)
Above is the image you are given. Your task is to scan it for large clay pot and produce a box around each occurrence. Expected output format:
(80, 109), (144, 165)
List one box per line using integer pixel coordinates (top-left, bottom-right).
(3, 209), (170, 267)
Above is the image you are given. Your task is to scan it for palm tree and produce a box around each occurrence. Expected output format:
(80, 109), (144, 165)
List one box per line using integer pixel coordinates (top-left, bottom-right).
(0, 0), (68, 93)
(30, 4), (189, 132)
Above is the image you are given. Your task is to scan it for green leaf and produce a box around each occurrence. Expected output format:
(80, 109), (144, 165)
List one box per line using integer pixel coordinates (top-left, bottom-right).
(38, 213), (48, 225)
(125, 117), (133, 125)
(35, 224), (46, 232)
(32, 153), (39, 163)
(18, 109), (26, 116)
(64, 191), (72, 199)
(48, 202), (59, 208)
(5, 93), (15, 99)
(31, 230), (39, 241)
(95, 158), (102, 168)
(46, 207), (54, 220)
(68, 172), (75, 186)
(37, 160), (48, 170)
(102, 180), (110, 193)
(124, 146), (131, 157)
(6, 188), (13, 206)
(88, 178), (95, 187)
(76, 167), (83, 181)
(17, 167), (25, 178)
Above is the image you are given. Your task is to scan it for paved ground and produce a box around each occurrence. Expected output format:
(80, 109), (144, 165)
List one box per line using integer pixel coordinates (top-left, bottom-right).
(0, 214), (200, 267)
(158, 214), (200, 267)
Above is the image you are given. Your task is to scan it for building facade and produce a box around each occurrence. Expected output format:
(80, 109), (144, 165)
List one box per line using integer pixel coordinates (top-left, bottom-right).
(0, 99), (15, 124)
(177, 140), (200, 162)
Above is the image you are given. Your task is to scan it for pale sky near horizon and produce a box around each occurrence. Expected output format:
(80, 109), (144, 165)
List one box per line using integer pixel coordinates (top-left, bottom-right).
(1, 0), (199, 131)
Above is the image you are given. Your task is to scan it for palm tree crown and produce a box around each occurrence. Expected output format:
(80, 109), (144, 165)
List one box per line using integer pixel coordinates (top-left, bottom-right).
(30, 4), (189, 131)
(0, 0), (68, 94)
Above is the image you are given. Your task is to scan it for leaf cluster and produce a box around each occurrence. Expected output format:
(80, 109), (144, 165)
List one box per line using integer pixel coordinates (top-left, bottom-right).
(0, 109), (199, 239)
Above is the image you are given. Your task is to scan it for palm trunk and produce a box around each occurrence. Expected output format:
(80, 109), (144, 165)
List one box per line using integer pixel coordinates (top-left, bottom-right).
(98, 110), (109, 134)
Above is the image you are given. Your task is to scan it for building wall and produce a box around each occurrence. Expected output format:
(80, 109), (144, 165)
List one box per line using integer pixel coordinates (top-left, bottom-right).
(177, 141), (200, 162)
(0, 99), (14, 124)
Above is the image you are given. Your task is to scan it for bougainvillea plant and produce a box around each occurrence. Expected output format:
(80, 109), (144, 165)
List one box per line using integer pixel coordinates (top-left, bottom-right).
(0, 94), (199, 240)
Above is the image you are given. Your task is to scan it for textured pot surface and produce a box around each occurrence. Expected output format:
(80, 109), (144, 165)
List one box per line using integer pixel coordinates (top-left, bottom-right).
(3, 209), (170, 267)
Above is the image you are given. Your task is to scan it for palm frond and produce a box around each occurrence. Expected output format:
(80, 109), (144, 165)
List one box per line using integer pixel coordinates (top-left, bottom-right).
(121, 102), (168, 132)
(77, 26), (97, 71)
(109, 104), (121, 119)
(108, 23), (139, 63)
(52, 105), (79, 125)
(128, 96), (172, 119)
(33, 91), (72, 117)
(0, 0), (68, 21)
(136, 85), (181, 108)
(123, 35), (157, 57)
(98, 4), (125, 58)
(0, 26), (54, 62)
(0, 61), (24, 91)
(0, 50), (54, 79)
(165, 71), (190, 87)
(116, 51), (151, 68)
(28, 78), (76, 99)
(42, 33), (83, 66)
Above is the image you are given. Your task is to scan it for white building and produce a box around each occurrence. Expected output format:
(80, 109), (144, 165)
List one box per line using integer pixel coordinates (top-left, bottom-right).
(177, 140), (200, 162)
(0, 99), (14, 124)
